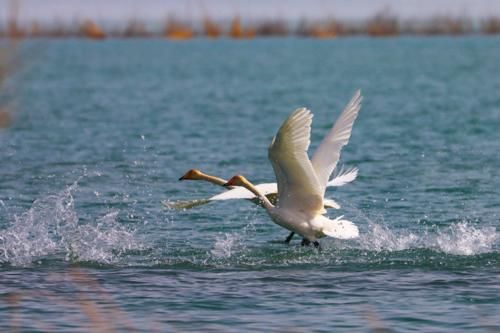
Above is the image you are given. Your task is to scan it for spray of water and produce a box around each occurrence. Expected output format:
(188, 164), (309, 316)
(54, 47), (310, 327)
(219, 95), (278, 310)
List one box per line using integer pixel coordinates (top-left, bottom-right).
(211, 233), (243, 259)
(356, 220), (496, 255)
(0, 181), (141, 267)
(434, 222), (496, 255)
(338, 202), (498, 255)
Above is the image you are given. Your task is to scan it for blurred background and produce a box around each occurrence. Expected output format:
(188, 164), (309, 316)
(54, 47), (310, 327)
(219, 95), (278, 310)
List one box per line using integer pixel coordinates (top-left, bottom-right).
(1, 0), (500, 39)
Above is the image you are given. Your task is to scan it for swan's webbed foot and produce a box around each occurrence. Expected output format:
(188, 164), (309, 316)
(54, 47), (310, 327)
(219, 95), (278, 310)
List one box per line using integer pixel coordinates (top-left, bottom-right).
(285, 232), (295, 244)
(301, 238), (321, 250)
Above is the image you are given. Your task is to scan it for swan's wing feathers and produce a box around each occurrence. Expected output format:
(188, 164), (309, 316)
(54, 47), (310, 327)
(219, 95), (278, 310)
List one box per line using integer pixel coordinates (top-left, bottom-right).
(321, 215), (359, 239)
(209, 187), (254, 201)
(269, 108), (312, 156)
(255, 183), (279, 197)
(327, 166), (359, 187)
(162, 199), (211, 210)
(268, 108), (323, 212)
(209, 183), (277, 201)
(323, 198), (340, 209)
(311, 90), (362, 193)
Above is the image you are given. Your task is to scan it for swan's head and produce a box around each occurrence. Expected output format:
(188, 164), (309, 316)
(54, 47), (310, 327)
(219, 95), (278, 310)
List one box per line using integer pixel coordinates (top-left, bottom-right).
(179, 169), (204, 181)
(223, 175), (247, 187)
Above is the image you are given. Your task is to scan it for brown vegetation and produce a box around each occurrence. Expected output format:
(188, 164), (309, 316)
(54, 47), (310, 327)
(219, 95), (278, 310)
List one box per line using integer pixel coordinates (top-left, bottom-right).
(0, 45), (19, 128)
(229, 16), (255, 39)
(0, 108), (13, 128)
(81, 20), (106, 40)
(255, 20), (288, 37)
(164, 17), (194, 40)
(366, 12), (399, 37)
(123, 19), (151, 38)
(416, 16), (473, 35)
(3, 16), (500, 40)
(2, 269), (142, 332)
(203, 17), (222, 38)
(297, 19), (346, 38)
(0, 1), (22, 129)
(1, 0), (500, 39)
(481, 17), (500, 34)
(0, 268), (401, 332)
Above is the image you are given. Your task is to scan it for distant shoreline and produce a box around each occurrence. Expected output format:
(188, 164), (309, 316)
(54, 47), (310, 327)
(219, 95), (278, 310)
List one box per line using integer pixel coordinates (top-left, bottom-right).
(2, 14), (500, 40)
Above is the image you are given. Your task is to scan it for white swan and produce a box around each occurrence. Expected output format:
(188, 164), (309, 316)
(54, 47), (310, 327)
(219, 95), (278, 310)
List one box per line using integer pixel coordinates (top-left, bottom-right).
(169, 167), (357, 244)
(224, 90), (363, 246)
(170, 167), (358, 210)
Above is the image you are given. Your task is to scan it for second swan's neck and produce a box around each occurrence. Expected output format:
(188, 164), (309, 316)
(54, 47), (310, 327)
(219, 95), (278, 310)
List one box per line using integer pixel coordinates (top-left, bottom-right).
(201, 174), (229, 187)
(242, 179), (274, 211)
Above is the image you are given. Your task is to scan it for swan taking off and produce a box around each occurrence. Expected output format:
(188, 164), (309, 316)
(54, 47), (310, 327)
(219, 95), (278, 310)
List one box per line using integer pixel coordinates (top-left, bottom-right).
(224, 90), (363, 246)
(170, 167), (358, 210)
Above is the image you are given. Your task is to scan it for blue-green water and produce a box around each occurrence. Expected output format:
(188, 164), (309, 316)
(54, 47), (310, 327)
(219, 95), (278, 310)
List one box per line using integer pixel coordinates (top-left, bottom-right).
(0, 37), (499, 332)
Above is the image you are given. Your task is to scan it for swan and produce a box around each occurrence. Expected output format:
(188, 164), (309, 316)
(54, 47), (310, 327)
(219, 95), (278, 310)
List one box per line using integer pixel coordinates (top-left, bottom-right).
(169, 168), (356, 244)
(172, 167), (358, 209)
(224, 90), (363, 246)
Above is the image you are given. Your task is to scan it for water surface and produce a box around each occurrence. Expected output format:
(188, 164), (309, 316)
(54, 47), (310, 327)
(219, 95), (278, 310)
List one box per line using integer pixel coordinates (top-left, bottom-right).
(0, 37), (499, 332)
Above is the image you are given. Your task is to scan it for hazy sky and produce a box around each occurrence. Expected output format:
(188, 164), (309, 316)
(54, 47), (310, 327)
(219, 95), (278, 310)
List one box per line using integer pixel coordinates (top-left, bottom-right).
(2, 0), (500, 23)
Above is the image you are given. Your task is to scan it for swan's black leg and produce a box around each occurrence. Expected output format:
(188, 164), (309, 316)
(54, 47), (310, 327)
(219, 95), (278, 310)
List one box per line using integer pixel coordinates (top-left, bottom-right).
(301, 239), (321, 250)
(284, 232), (295, 244)
(301, 238), (311, 246)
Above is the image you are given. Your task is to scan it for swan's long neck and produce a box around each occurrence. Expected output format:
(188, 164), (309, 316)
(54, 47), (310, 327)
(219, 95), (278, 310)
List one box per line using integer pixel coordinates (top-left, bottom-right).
(241, 178), (274, 211)
(199, 173), (228, 187)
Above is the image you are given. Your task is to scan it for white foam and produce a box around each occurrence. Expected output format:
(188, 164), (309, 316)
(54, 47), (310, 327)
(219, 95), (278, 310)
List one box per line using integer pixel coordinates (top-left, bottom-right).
(355, 221), (496, 256)
(210, 233), (242, 259)
(435, 222), (496, 255)
(358, 222), (420, 252)
(0, 181), (141, 267)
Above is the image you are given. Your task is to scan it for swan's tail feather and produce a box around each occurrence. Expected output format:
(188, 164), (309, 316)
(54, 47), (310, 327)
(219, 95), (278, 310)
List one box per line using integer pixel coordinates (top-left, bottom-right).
(327, 166), (358, 187)
(323, 198), (341, 209)
(322, 215), (359, 239)
(162, 199), (211, 210)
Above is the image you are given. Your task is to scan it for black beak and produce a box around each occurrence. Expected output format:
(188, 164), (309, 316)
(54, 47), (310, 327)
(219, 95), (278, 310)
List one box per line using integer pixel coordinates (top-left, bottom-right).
(178, 176), (185, 181)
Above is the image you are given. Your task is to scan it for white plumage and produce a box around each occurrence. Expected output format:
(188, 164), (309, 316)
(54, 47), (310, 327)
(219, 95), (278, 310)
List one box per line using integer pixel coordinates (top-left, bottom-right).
(225, 90), (363, 242)
(209, 167), (358, 203)
(171, 167), (358, 210)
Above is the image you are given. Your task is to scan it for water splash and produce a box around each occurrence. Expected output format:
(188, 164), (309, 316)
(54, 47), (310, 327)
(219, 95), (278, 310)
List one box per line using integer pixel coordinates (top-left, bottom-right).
(357, 221), (496, 255)
(210, 233), (243, 259)
(435, 222), (496, 255)
(0, 181), (141, 267)
(358, 222), (419, 252)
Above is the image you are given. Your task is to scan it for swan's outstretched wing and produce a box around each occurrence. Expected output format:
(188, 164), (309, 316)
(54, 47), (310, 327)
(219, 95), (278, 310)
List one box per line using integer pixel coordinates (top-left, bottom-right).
(268, 108), (323, 213)
(162, 199), (211, 210)
(311, 90), (362, 195)
(327, 166), (359, 187)
(209, 183), (277, 201)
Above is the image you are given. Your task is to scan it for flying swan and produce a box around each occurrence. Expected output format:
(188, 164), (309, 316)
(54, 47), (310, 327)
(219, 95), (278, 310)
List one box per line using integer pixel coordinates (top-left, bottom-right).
(168, 167), (358, 210)
(224, 90), (363, 246)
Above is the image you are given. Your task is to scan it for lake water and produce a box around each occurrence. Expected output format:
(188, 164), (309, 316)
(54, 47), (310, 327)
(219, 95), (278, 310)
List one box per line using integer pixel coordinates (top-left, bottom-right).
(0, 37), (499, 332)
